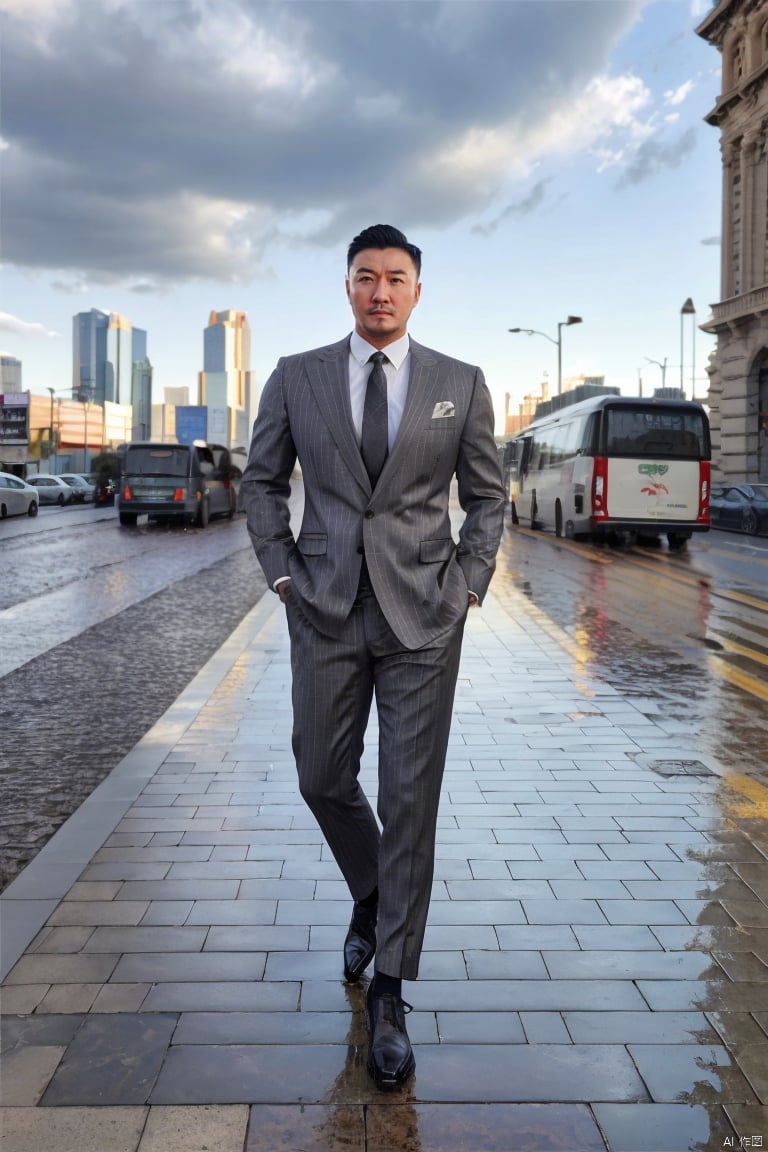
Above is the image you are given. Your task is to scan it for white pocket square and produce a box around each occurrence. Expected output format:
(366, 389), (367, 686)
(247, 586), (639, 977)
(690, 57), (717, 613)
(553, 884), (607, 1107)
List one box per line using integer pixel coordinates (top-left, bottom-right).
(431, 401), (455, 419)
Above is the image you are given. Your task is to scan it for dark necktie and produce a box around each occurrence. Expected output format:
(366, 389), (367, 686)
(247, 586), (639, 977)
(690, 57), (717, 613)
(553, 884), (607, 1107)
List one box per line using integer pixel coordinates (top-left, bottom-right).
(362, 351), (388, 485)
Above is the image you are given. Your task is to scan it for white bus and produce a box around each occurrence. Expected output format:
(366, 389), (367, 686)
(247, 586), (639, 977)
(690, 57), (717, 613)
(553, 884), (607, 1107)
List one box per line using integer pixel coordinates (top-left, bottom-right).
(504, 394), (711, 550)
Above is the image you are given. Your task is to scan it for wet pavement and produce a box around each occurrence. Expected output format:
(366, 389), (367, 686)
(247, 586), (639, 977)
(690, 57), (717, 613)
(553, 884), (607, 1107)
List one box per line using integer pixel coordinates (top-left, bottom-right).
(2, 580), (768, 1151)
(0, 544), (267, 892)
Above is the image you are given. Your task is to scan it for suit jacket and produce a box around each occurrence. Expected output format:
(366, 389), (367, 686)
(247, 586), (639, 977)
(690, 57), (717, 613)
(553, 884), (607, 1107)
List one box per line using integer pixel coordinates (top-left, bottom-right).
(240, 335), (505, 650)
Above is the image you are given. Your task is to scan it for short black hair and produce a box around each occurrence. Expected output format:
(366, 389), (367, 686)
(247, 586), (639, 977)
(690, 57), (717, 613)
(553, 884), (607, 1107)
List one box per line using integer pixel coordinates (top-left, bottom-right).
(347, 224), (422, 278)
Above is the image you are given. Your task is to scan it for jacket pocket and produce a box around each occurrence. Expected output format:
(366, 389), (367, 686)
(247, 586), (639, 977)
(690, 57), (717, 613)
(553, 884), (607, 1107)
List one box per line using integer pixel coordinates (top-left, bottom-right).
(297, 533), (327, 556)
(419, 538), (455, 564)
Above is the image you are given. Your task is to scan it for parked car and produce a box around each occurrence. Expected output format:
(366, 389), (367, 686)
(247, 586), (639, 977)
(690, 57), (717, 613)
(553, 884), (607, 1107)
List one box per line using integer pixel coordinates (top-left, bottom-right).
(118, 441), (237, 527)
(25, 475), (75, 506)
(709, 484), (768, 535)
(58, 473), (96, 503)
(0, 471), (39, 518)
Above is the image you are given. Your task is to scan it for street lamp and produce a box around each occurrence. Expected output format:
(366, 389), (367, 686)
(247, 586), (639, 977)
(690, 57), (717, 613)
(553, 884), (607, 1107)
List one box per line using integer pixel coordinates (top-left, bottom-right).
(46, 386), (56, 473)
(509, 316), (583, 395)
(645, 356), (668, 391)
(680, 298), (696, 399)
(80, 397), (91, 472)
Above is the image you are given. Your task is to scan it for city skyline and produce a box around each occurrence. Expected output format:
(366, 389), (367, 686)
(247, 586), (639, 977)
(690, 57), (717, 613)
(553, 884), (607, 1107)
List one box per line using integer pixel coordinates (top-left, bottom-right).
(1, 0), (722, 433)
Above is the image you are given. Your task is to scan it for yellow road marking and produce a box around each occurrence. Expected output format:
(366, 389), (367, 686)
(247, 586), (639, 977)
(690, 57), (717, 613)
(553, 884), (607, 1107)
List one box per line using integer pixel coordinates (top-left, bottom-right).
(710, 657), (768, 703)
(722, 772), (768, 820)
(714, 636), (768, 670)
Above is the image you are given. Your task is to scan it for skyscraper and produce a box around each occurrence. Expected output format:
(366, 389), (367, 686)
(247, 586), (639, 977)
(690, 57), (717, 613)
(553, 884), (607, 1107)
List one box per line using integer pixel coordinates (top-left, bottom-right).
(73, 309), (108, 402)
(198, 309), (254, 449)
(72, 309), (152, 438)
(1, 355), (22, 390)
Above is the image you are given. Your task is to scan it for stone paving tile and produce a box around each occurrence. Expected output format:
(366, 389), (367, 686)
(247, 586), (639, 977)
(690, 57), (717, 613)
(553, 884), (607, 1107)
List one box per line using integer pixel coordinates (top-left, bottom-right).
(0, 1044), (67, 1105)
(29, 925), (96, 953)
(47, 900), (149, 926)
(137, 1105), (250, 1152)
(543, 949), (716, 980)
(593, 1102), (736, 1151)
(0, 1106), (148, 1152)
(628, 1043), (759, 1104)
(413, 1043), (647, 1102)
(41, 1013), (178, 1105)
(36, 983), (103, 1013)
(83, 927), (208, 953)
(4, 953), (119, 985)
(724, 1103), (768, 1145)
(364, 1102), (608, 1152)
(112, 952), (267, 983)
(564, 1011), (718, 1044)
(243, 1103), (364, 1152)
(140, 980), (300, 1013)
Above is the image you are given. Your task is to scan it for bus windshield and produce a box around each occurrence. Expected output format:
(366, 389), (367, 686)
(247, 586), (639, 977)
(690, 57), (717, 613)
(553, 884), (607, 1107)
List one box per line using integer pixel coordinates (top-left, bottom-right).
(602, 406), (708, 459)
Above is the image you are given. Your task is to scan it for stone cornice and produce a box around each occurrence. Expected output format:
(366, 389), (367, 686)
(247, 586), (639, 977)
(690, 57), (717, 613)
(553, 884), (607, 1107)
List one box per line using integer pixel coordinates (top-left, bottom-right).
(696, 0), (762, 46)
(700, 285), (768, 331)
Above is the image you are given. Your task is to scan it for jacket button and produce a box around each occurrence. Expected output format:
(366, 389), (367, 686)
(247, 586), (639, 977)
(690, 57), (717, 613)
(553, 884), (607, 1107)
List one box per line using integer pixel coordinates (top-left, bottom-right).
(364, 510), (374, 519)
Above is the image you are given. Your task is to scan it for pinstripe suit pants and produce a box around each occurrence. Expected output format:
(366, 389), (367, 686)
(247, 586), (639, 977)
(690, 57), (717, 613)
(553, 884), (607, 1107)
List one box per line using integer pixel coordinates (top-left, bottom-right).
(285, 577), (466, 981)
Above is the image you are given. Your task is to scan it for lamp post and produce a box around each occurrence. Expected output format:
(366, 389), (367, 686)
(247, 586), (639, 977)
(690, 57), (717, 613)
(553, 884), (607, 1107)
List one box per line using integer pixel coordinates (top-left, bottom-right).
(645, 356), (668, 392)
(509, 316), (583, 395)
(80, 398), (90, 472)
(46, 386), (56, 473)
(680, 298), (695, 399)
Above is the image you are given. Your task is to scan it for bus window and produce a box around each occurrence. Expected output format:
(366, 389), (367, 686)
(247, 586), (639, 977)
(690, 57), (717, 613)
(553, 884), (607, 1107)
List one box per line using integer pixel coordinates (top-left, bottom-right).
(603, 407), (707, 458)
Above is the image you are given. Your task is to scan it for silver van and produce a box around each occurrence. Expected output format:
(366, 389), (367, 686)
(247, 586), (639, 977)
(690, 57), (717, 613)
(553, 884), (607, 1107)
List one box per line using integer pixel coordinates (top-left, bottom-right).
(118, 441), (237, 528)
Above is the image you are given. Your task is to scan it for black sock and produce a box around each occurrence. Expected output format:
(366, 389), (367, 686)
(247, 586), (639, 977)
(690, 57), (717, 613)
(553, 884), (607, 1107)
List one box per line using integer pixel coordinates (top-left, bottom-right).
(359, 886), (378, 910)
(372, 971), (401, 999)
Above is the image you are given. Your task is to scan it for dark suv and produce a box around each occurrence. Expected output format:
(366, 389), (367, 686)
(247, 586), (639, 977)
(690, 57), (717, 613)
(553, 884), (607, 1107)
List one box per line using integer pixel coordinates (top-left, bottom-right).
(118, 441), (237, 528)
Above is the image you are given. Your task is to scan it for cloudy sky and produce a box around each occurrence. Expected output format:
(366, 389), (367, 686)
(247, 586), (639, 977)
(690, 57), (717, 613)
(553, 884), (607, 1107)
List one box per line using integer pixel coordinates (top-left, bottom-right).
(1, 0), (722, 431)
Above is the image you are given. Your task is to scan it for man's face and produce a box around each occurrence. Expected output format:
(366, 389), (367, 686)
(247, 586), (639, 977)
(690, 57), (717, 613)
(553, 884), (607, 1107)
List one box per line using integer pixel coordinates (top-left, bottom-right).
(346, 247), (421, 348)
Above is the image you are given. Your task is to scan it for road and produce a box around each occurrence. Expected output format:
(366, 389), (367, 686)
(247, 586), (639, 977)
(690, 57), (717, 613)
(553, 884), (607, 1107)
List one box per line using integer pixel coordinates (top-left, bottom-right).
(2, 497), (767, 891)
(0, 500), (270, 890)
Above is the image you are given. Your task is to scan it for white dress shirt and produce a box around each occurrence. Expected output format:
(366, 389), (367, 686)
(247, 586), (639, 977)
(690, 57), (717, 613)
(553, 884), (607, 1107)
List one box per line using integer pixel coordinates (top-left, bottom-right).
(349, 330), (411, 452)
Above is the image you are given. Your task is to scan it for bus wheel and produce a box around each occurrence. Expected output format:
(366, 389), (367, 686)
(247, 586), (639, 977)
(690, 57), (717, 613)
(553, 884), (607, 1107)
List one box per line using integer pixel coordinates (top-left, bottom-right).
(667, 532), (689, 551)
(555, 502), (563, 538)
(119, 512), (138, 527)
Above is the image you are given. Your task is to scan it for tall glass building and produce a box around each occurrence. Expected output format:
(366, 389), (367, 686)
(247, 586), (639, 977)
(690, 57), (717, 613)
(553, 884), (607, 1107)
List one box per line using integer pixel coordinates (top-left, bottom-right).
(72, 309), (152, 438)
(198, 309), (254, 449)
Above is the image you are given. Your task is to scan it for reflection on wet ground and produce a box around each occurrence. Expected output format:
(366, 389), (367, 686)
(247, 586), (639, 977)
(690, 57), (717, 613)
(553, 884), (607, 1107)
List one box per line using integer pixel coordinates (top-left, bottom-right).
(496, 526), (768, 783)
(0, 548), (267, 890)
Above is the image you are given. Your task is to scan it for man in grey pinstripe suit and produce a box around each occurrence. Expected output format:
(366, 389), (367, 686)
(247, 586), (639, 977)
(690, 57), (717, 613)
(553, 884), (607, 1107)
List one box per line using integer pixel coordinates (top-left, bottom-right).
(241, 224), (504, 1090)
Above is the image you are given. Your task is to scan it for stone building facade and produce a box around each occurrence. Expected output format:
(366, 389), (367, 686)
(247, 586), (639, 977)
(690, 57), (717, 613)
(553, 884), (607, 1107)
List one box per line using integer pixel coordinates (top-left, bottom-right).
(698, 0), (768, 482)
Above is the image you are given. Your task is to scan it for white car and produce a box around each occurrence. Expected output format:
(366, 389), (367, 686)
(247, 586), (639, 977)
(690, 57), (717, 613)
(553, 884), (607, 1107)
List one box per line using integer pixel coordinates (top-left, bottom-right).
(0, 471), (39, 518)
(26, 474), (75, 506)
(58, 473), (96, 503)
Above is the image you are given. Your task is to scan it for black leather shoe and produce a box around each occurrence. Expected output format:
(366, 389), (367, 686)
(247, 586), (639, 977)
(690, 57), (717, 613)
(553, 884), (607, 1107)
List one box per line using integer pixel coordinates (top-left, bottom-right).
(366, 982), (415, 1091)
(343, 901), (377, 982)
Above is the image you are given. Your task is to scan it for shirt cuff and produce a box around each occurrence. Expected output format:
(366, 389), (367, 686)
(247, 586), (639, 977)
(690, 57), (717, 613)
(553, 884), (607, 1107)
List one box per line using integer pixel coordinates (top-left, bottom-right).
(273, 576), (291, 592)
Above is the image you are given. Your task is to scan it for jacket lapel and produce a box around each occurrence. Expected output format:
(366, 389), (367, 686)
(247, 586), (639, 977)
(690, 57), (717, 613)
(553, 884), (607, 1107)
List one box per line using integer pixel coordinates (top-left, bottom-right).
(375, 340), (442, 485)
(305, 337), (371, 491)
